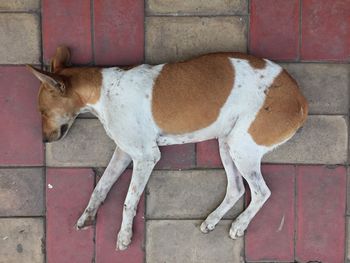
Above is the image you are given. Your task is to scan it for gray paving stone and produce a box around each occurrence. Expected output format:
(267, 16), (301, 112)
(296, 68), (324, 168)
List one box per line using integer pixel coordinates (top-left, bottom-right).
(146, 0), (247, 15)
(78, 112), (96, 119)
(46, 119), (115, 167)
(282, 63), (349, 115)
(0, 14), (40, 64)
(147, 170), (244, 219)
(0, 218), (44, 263)
(0, 0), (39, 11)
(263, 115), (348, 164)
(0, 168), (44, 216)
(146, 220), (244, 263)
(145, 16), (247, 64)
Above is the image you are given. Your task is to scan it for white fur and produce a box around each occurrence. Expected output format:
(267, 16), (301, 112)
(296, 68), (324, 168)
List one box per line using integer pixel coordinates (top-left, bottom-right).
(78, 56), (284, 250)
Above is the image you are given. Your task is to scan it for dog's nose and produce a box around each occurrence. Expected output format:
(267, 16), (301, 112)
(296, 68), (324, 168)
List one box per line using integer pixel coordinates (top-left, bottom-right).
(43, 137), (49, 143)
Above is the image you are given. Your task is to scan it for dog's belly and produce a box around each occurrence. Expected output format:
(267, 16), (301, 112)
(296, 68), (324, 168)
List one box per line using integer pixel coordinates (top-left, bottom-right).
(156, 123), (233, 145)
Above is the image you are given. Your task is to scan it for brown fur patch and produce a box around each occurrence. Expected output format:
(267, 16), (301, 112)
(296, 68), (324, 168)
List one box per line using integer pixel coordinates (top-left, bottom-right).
(59, 67), (102, 105)
(152, 53), (234, 134)
(229, 52), (266, 69)
(51, 46), (71, 73)
(248, 70), (308, 146)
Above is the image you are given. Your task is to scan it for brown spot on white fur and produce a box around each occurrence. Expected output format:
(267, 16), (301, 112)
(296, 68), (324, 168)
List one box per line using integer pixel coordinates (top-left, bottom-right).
(229, 52), (266, 69)
(152, 53), (235, 134)
(249, 70), (308, 146)
(58, 67), (102, 104)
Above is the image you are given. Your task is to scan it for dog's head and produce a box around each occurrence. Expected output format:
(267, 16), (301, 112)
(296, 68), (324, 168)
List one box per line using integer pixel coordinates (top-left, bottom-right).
(27, 46), (82, 142)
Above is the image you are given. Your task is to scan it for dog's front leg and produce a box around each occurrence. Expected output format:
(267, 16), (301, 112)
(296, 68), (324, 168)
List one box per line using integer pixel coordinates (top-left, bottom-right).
(76, 147), (131, 229)
(116, 157), (159, 250)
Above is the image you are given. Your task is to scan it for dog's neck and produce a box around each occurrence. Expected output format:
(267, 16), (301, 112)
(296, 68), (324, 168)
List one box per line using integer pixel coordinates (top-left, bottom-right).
(58, 67), (104, 114)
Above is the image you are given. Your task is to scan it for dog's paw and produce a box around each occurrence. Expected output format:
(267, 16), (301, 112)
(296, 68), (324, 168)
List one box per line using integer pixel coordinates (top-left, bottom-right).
(116, 231), (132, 251)
(76, 212), (95, 230)
(200, 221), (216, 234)
(229, 221), (246, 239)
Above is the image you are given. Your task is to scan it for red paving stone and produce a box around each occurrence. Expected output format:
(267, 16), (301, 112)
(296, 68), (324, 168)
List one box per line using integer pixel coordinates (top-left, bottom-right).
(42, 0), (92, 64)
(196, 140), (222, 168)
(156, 144), (196, 170)
(93, 0), (144, 65)
(46, 168), (95, 263)
(0, 67), (43, 166)
(246, 165), (295, 262)
(250, 0), (299, 60)
(296, 166), (346, 263)
(301, 0), (350, 61)
(96, 169), (144, 263)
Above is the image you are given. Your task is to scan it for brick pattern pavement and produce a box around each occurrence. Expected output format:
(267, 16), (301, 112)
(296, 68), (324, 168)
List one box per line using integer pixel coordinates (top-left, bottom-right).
(0, 0), (349, 262)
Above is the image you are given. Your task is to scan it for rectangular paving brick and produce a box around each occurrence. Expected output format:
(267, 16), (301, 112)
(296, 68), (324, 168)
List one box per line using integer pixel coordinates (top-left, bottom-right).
(94, 0), (144, 65)
(0, 218), (44, 263)
(196, 139), (222, 168)
(301, 0), (350, 61)
(250, 0), (299, 60)
(46, 119), (115, 167)
(0, 14), (40, 64)
(78, 112), (96, 119)
(263, 115), (348, 164)
(156, 144), (196, 170)
(46, 168), (95, 263)
(347, 218), (350, 262)
(296, 166), (346, 263)
(146, 0), (247, 15)
(146, 170), (243, 219)
(42, 0), (92, 64)
(146, 220), (244, 263)
(282, 63), (349, 115)
(347, 168), (350, 215)
(0, 67), (43, 166)
(96, 169), (144, 263)
(145, 16), (247, 64)
(0, 168), (43, 216)
(246, 165), (295, 262)
(0, 0), (39, 11)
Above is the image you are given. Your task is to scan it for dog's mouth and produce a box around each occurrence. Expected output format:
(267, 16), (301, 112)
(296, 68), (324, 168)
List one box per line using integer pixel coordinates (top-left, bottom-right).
(59, 124), (69, 139)
(43, 123), (70, 143)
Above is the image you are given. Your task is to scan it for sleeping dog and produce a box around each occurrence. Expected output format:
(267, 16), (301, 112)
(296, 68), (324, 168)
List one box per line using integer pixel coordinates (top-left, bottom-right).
(27, 46), (307, 250)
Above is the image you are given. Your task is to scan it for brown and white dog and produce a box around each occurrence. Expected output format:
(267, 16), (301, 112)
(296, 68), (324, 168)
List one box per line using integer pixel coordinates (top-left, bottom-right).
(27, 46), (308, 250)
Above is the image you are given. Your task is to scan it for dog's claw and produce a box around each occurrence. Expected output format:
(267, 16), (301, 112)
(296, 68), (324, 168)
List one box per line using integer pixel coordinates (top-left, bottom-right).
(229, 221), (246, 239)
(116, 231), (132, 251)
(200, 221), (215, 234)
(116, 240), (129, 251)
(76, 213), (95, 230)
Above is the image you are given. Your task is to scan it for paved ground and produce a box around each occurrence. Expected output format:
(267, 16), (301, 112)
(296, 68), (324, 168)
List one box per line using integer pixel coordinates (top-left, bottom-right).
(0, 0), (349, 262)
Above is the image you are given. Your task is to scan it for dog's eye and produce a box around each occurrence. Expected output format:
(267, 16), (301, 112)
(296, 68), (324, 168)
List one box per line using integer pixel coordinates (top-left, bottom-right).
(40, 109), (48, 117)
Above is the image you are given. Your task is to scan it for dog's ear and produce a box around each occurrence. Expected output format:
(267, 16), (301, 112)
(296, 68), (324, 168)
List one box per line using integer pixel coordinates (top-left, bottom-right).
(26, 65), (65, 94)
(50, 45), (71, 73)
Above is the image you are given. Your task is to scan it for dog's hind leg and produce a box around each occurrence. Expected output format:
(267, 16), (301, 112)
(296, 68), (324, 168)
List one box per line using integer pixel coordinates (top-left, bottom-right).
(76, 147), (131, 229)
(200, 138), (245, 233)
